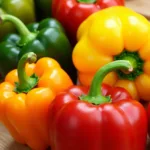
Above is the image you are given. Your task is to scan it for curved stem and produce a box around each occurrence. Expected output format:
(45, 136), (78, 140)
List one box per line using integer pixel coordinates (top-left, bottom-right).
(114, 50), (144, 80)
(80, 60), (133, 105)
(0, 14), (37, 45)
(15, 52), (38, 93)
(89, 60), (132, 97)
(77, 0), (96, 3)
(0, 0), (2, 5)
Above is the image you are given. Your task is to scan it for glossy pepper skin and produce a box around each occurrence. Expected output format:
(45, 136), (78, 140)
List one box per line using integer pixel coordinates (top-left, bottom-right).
(52, 0), (124, 45)
(147, 104), (150, 138)
(49, 60), (147, 150)
(73, 6), (150, 101)
(0, 15), (76, 83)
(48, 60), (147, 150)
(0, 0), (35, 40)
(0, 52), (73, 150)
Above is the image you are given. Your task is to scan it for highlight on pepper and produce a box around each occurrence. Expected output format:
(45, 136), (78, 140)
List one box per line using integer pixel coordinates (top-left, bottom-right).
(52, 0), (124, 45)
(0, 52), (73, 150)
(48, 60), (147, 150)
(73, 6), (150, 101)
(0, 14), (76, 83)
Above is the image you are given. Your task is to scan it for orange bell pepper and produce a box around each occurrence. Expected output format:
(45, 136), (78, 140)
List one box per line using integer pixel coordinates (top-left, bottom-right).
(73, 6), (150, 101)
(0, 52), (73, 150)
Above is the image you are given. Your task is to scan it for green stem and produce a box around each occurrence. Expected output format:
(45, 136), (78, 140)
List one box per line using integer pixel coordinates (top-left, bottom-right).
(0, 0), (2, 5)
(77, 0), (96, 3)
(114, 50), (144, 80)
(0, 14), (37, 45)
(14, 52), (39, 93)
(80, 60), (133, 105)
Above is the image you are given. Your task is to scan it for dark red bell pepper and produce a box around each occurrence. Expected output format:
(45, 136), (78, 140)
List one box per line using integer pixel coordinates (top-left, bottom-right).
(48, 60), (147, 150)
(147, 104), (150, 137)
(52, 0), (124, 45)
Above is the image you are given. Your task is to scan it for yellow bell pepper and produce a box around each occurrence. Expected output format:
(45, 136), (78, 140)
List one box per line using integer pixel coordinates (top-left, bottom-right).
(73, 6), (150, 101)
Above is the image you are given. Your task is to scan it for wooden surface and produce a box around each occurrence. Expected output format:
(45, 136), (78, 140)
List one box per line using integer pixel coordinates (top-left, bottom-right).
(126, 0), (150, 20)
(0, 123), (149, 150)
(0, 0), (150, 149)
(0, 123), (31, 150)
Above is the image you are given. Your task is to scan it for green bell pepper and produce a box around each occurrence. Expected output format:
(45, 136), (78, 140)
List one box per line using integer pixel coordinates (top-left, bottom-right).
(0, 0), (35, 40)
(34, 0), (52, 21)
(0, 14), (77, 83)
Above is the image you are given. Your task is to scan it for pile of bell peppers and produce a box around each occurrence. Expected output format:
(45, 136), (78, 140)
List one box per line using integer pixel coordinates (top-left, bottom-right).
(0, 14), (76, 83)
(0, 0), (150, 150)
(0, 0), (35, 40)
(49, 60), (147, 150)
(51, 0), (124, 44)
(73, 6), (150, 101)
(0, 52), (148, 150)
(0, 52), (73, 150)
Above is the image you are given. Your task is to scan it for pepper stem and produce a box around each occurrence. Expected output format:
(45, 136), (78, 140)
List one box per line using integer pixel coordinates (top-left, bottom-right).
(114, 50), (144, 80)
(14, 52), (39, 93)
(80, 60), (133, 105)
(0, 14), (36, 46)
(77, 0), (96, 3)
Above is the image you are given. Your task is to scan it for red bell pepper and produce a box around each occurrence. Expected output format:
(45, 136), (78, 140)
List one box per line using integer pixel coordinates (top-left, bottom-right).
(147, 104), (150, 137)
(52, 0), (124, 45)
(48, 60), (147, 150)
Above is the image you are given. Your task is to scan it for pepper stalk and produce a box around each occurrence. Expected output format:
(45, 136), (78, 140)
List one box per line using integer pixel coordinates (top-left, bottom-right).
(14, 52), (39, 93)
(80, 60), (133, 105)
(0, 14), (37, 46)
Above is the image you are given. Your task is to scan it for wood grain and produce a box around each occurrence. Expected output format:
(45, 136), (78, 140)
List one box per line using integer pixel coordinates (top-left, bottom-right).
(0, 0), (150, 149)
(0, 123), (150, 150)
(0, 123), (31, 150)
